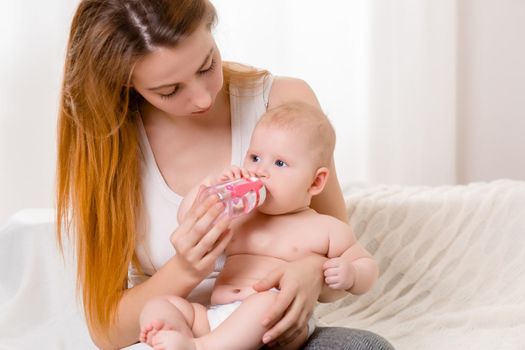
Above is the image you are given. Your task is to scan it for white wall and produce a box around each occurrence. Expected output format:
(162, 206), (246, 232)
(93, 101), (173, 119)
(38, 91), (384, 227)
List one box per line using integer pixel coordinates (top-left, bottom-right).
(0, 1), (78, 224)
(1, 1), (524, 224)
(457, 0), (525, 183)
(212, 0), (371, 185)
(367, 0), (459, 186)
(0, 1), (372, 223)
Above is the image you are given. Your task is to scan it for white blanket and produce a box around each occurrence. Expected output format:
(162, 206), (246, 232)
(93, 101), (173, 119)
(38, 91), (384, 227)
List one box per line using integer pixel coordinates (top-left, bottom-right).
(0, 209), (93, 349)
(1, 180), (524, 349)
(316, 179), (525, 349)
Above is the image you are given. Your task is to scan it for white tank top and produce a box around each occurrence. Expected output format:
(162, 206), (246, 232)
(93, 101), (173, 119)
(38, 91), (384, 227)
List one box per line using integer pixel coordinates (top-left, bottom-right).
(130, 75), (274, 305)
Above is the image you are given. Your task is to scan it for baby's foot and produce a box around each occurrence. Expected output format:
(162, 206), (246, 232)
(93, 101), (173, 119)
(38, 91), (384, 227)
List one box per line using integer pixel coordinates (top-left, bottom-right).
(140, 319), (173, 346)
(152, 330), (197, 350)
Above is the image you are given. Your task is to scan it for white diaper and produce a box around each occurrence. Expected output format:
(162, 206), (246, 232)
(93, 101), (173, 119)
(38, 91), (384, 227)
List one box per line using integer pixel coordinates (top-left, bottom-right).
(207, 300), (243, 331)
(206, 290), (316, 337)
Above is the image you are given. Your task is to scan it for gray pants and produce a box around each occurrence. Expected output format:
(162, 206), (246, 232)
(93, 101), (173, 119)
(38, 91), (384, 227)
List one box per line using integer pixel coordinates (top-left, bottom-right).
(302, 327), (394, 350)
(260, 327), (394, 349)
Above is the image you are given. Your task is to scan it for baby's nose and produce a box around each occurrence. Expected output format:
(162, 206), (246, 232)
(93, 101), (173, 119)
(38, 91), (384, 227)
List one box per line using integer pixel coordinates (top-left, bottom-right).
(254, 167), (269, 179)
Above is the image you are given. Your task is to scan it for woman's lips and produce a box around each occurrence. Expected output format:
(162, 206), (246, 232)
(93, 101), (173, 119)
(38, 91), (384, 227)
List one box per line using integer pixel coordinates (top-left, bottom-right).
(192, 106), (211, 114)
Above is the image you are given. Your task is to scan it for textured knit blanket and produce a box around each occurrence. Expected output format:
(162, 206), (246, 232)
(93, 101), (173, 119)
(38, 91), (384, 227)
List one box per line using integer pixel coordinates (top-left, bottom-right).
(315, 180), (525, 349)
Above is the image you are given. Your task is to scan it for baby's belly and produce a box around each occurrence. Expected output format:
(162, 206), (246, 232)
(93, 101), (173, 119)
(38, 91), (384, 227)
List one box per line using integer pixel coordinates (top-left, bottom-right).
(211, 254), (285, 305)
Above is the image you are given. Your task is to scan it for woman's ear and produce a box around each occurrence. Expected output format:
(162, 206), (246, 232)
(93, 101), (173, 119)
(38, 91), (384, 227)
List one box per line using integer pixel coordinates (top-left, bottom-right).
(308, 167), (330, 196)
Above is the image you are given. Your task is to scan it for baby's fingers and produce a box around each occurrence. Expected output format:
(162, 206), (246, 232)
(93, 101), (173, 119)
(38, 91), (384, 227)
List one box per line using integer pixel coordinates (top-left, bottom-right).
(325, 275), (341, 286)
(323, 258), (342, 270)
(323, 267), (339, 277)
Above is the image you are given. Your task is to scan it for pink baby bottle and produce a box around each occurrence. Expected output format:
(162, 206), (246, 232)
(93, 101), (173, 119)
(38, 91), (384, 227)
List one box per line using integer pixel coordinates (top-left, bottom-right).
(201, 177), (266, 218)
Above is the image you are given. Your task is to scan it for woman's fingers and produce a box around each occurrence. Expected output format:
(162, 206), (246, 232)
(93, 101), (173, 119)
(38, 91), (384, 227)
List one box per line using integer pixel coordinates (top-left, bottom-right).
(263, 294), (304, 344)
(201, 226), (234, 268)
(171, 192), (231, 275)
(194, 214), (232, 258)
(174, 194), (221, 247)
(272, 327), (303, 347)
(261, 288), (297, 342)
(190, 201), (225, 242)
(178, 191), (218, 231)
(253, 267), (283, 293)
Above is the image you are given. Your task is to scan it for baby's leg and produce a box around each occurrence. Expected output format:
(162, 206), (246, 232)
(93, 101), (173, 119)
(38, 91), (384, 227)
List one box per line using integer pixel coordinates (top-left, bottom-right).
(139, 295), (201, 346)
(196, 290), (306, 350)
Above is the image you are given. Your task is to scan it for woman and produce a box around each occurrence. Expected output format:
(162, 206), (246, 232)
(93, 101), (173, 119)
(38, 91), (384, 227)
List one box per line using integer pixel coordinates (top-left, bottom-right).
(56, 0), (393, 349)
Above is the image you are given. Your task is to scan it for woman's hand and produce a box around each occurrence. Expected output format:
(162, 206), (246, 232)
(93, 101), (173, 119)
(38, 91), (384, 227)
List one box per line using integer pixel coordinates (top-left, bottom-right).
(252, 254), (326, 347)
(170, 187), (233, 281)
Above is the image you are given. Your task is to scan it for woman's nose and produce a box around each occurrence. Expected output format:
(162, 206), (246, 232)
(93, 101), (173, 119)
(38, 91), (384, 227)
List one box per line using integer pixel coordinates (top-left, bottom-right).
(190, 83), (212, 110)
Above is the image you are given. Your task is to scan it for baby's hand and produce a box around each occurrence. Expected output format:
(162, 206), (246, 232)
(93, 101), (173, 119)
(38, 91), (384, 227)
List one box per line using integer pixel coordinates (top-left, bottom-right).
(217, 166), (255, 183)
(322, 257), (356, 290)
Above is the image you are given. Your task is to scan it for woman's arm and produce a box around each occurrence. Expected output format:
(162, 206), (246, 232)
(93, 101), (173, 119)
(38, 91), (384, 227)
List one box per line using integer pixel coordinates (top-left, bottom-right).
(311, 157), (347, 222)
(92, 193), (233, 349)
(93, 256), (202, 349)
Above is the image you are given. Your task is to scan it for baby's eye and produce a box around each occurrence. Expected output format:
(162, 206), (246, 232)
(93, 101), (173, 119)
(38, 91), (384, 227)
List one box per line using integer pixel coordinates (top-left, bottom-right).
(274, 160), (288, 167)
(250, 154), (261, 162)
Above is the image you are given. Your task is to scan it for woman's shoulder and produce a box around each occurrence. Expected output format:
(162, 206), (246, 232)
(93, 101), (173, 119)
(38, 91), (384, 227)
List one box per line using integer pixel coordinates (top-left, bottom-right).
(267, 76), (321, 110)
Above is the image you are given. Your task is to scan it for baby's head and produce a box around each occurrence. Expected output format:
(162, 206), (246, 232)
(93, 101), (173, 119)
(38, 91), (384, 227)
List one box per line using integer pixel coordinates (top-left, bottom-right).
(243, 102), (336, 215)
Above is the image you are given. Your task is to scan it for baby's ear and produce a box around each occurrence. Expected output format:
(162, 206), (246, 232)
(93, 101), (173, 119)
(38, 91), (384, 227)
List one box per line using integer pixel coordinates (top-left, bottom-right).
(308, 167), (330, 196)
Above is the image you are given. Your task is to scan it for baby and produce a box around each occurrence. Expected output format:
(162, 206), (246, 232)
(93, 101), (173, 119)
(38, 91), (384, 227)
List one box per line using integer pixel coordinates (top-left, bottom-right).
(139, 102), (378, 350)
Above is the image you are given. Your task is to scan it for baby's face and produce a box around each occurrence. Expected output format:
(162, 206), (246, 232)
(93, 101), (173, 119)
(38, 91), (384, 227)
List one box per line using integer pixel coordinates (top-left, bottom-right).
(243, 125), (317, 215)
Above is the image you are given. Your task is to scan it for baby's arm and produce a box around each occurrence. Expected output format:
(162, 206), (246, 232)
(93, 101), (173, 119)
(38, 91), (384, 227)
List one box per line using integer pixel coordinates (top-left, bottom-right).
(324, 220), (378, 295)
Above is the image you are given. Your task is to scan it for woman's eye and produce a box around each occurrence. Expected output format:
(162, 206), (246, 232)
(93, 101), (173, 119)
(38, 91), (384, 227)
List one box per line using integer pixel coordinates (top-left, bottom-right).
(275, 160), (288, 167)
(160, 86), (179, 99)
(251, 155), (261, 162)
(198, 58), (216, 76)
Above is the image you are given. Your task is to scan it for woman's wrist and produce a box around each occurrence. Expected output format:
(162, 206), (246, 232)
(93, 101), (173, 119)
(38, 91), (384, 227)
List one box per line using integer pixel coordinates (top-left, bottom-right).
(304, 254), (327, 295)
(164, 255), (206, 296)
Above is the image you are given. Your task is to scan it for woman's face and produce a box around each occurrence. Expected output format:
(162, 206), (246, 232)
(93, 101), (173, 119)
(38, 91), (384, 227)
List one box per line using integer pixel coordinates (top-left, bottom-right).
(131, 23), (223, 118)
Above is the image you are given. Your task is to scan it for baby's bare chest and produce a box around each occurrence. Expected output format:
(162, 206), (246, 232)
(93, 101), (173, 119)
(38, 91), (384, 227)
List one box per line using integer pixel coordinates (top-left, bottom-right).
(226, 215), (329, 261)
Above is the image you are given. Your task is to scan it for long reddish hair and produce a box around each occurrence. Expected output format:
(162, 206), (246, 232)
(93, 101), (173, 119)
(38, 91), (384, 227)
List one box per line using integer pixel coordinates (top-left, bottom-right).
(56, 0), (266, 339)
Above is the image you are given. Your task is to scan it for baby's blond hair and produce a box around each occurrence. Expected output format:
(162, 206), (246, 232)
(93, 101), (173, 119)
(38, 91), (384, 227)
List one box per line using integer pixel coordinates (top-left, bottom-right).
(256, 102), (336, 168)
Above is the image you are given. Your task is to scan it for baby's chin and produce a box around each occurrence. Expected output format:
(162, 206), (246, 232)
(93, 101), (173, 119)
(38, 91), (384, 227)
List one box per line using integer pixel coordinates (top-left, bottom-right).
(256, 207), (287, 216)
(256, 202), (299, 216)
